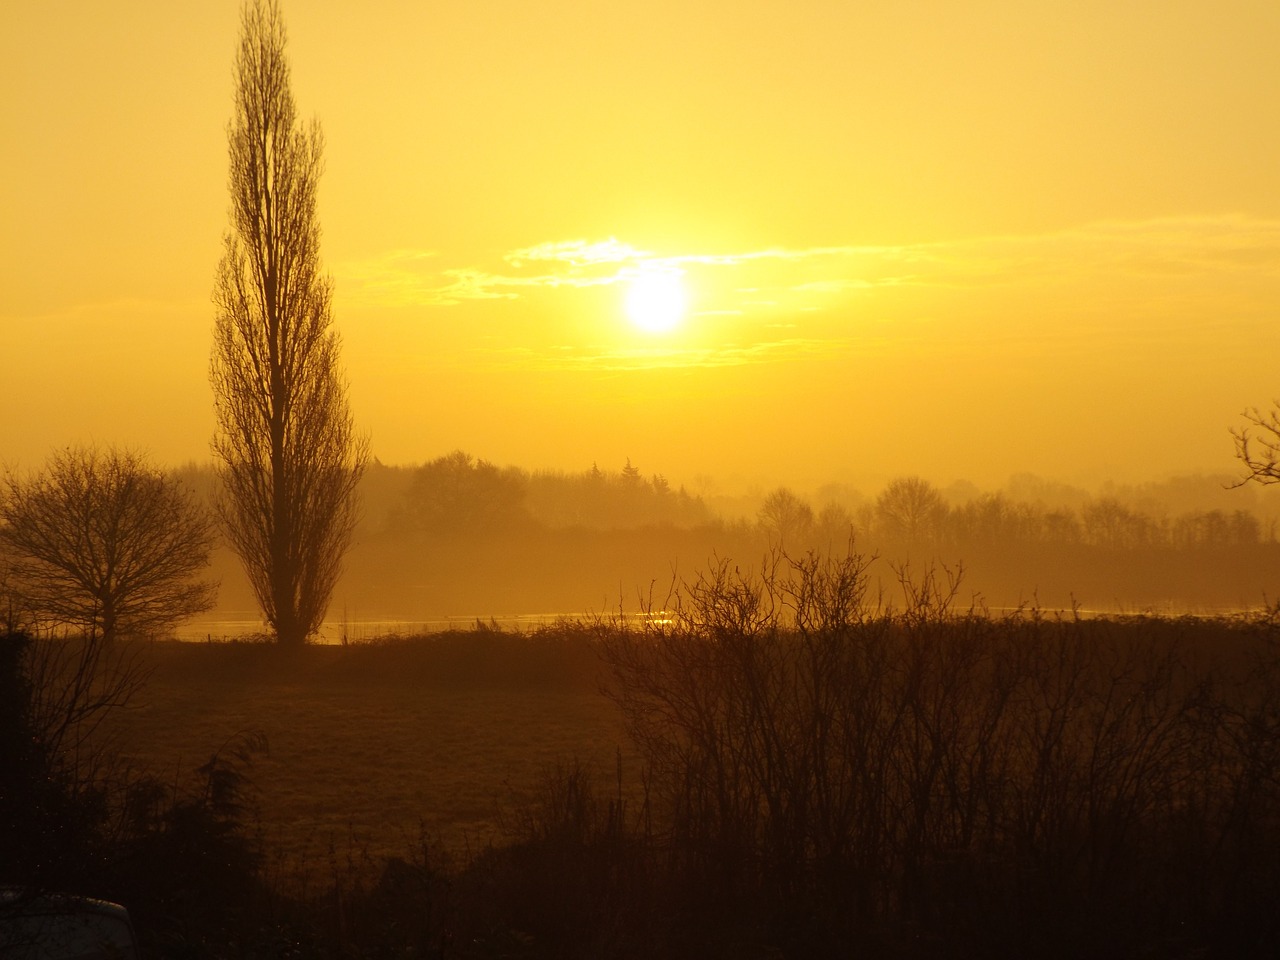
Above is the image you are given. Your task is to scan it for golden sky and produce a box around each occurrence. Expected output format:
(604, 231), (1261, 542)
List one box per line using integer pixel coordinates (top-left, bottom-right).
(3, 0), (1279, 492)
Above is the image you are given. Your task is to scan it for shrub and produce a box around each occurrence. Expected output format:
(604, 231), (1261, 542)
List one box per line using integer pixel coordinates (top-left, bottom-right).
(599, 548), (1280, 958)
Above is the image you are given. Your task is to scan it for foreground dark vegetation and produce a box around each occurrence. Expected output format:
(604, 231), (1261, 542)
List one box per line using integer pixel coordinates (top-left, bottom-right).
(6, 554), (1280, 958)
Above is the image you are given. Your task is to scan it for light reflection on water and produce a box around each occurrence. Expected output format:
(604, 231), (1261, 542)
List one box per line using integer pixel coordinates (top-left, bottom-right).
(175, 610), (678, 643)
(174, 603), (1243, 644)
(175, 613), (579, 644)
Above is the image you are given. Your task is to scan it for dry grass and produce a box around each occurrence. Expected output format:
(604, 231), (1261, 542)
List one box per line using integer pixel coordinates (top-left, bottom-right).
(102, 630), (632, 878)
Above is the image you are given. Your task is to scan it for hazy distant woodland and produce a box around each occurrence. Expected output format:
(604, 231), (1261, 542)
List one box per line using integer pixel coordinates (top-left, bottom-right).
(169, 452), (1280, 638)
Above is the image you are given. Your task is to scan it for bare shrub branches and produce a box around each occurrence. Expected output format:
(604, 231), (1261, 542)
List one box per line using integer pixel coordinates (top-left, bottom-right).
(19, 631), (149, 795)
(211, 0), (366, 644)
(600, 551), (1280, 955)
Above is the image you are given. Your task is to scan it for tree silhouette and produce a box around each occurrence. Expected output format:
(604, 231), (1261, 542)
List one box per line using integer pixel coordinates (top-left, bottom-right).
(0, 446), (216, 642)
(874, 476), (945, 543)
(211, 0), (366, 645)
(1080, 497), (1158, 549)
(758, 487), (815, 546)
(815, 502), (856, 546)
(403, 451), (527, 534)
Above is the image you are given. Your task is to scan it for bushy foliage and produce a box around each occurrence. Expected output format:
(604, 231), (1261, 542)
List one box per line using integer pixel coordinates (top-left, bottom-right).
(12, 603), (1280, 958)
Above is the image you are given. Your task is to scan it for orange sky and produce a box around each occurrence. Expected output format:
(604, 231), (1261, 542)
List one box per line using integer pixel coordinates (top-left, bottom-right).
(4, 0), (1279, 494)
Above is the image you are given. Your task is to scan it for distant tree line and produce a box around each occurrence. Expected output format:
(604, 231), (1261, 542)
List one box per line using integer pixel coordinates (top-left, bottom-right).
(756, 474), (1275, 554)
(138, 454), (1280, 618)
(167, 455), (1275, 554)
(373, 451), (713, 536)
(386, 460), (1277, 552)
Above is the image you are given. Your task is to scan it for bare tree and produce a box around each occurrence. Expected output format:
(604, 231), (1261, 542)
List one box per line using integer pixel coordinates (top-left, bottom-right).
(211, 0), (366, 645)
(758, 487), (815, 546)
(0, 446), (217, 643)
(874, 476), (946, 543)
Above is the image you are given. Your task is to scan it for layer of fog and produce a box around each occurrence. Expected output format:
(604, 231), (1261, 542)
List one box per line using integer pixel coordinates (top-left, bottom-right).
(172, 452), (1280, 640)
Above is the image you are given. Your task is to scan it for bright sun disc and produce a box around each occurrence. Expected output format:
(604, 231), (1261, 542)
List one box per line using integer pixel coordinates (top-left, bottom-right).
(625, 270), (687, 333)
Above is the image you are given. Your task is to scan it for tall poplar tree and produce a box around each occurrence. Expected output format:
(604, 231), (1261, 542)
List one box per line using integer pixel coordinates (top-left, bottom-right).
(211, 0), (366, 645)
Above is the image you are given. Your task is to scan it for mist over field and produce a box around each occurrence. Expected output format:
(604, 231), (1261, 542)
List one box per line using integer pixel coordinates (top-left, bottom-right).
(172, 454), (1280, 639)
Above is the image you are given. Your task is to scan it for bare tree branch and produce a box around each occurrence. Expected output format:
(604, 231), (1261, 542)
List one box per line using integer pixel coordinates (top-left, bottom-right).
(1232, 404), (1280, 487)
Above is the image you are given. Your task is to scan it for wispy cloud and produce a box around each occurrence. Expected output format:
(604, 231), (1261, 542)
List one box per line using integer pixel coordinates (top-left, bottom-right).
(485, 336), (855, 373)
(505, 238), (647, 266)
(339, 238), (652, 306)
(336, 236), (918, 310)
(334, 215), (1280, 369)
(343, 215), (1280, 311)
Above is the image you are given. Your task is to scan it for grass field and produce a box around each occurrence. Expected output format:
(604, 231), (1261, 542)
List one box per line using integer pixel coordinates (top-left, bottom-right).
(102, 629), (632, 879)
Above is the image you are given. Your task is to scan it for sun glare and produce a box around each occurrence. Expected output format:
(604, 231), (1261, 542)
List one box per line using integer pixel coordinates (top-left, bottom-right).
(625, 268), (687, 333)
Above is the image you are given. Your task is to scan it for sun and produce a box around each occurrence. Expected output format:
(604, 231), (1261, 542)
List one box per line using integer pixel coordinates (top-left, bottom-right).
(624, 268), (687, 333)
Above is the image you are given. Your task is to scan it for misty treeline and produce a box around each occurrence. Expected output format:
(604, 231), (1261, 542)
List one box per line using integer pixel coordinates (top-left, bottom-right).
(8, 447), (1276, 634)
(175, 449), (1278, 548)
(762, 473), (1278, 552)
(172, 453), (1280, 617)
(378, 451), (713, 533)
(170, 452), (711, 536)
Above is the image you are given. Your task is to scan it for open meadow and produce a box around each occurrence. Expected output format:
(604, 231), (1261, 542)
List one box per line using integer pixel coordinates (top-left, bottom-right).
(102, 628), (633, 879)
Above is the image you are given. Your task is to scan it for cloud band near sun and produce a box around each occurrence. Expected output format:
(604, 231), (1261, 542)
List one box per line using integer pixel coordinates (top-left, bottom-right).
(339, 215), (1280, 308)
(332, 215), (1280, 371)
